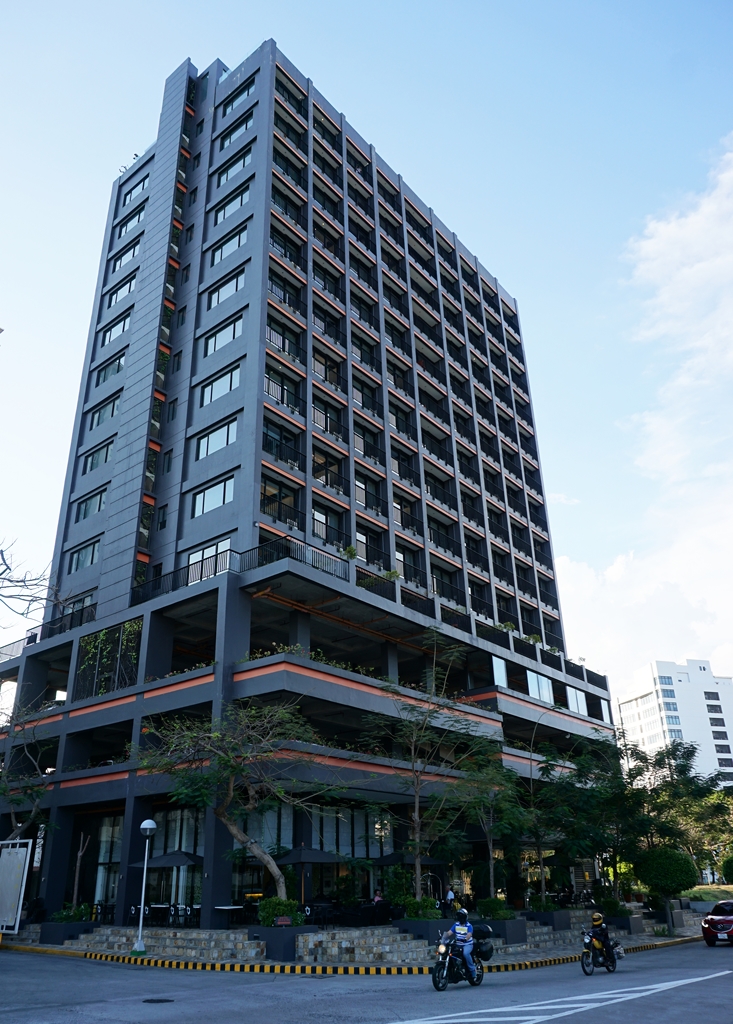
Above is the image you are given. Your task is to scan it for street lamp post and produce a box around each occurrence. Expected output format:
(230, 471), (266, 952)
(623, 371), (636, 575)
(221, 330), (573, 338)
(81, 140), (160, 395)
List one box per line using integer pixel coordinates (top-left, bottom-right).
(131, 819), (157, 954)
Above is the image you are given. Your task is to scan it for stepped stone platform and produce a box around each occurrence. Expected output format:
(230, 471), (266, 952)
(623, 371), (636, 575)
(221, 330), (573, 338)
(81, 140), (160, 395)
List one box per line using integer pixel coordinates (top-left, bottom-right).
(61, 926), (265, 962)
(296, 926), (431, 964)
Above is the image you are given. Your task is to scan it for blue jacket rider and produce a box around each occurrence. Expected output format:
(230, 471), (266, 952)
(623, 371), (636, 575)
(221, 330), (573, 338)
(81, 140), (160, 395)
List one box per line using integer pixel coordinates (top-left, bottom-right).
(445, 908), (475, 978)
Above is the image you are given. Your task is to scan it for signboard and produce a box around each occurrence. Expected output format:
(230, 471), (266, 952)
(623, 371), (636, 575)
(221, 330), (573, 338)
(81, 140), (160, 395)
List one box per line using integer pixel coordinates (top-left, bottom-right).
(0, 840), (32, 934)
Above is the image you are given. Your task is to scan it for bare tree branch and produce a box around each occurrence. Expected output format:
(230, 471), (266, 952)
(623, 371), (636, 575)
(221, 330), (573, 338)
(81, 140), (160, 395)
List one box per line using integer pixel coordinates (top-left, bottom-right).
(0, 543), (49, 620)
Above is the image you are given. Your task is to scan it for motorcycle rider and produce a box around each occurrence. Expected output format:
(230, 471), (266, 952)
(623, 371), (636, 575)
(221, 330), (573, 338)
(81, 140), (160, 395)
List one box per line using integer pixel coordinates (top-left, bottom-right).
(589, 911), (614, 963)
(443, 907), (476, 980)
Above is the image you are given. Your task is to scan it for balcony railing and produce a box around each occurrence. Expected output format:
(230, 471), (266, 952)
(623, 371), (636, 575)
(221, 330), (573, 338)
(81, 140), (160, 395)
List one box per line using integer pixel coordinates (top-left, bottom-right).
(401, 588), (435, 618)
(424, 478), (457, 510)
(422, 434), (454, 466)
(264, 376), (306, 416)
(359, 493), (389, 518)
(401, 564), (429, 590)
(394, 507), (424, 536)
(356, 566), (396, 601)
(130, 539), (349, 604)
(429, 527), (461, 558)
(314, 466), (350, 494)
(262, 433), (305, 472)
(312, 522), (351, 549)
(266, 325), (306, 365)
(260, 496), (306, 531)
(432, 576), (466, 607)
(419, 390), (450, 425)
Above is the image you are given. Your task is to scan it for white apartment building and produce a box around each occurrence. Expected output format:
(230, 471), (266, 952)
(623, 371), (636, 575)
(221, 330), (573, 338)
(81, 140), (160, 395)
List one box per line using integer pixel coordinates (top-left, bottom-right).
(616, 660), (733, 783)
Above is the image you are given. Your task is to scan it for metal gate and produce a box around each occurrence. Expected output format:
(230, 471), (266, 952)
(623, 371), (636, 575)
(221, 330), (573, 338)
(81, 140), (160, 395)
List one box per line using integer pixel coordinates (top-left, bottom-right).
(0, 840), (32, 933)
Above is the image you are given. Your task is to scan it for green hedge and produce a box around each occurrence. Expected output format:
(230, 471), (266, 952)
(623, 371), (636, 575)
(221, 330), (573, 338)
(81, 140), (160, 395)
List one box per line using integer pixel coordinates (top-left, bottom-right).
(476, 897), (515, 920)
(403, 897), (441, 920)
(257, 897), (304, 927)
(634, 848), (697, 898)
(721, 855), (733, 885)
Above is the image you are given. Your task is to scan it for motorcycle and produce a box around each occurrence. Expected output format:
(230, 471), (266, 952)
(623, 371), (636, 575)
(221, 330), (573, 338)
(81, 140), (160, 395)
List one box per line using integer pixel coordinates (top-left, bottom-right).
(580, 929), (625, 975)
(432, 927), (493, 991)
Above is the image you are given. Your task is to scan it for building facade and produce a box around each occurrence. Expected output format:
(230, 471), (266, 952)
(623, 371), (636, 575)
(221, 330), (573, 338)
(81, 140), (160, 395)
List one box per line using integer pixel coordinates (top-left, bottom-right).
(0, 40), (613, 923)
(617, 659), (733, 782)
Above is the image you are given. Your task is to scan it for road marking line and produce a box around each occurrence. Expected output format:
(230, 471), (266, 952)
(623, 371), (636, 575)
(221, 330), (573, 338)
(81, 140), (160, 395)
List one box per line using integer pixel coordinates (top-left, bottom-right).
(389, 971), (733, 1024)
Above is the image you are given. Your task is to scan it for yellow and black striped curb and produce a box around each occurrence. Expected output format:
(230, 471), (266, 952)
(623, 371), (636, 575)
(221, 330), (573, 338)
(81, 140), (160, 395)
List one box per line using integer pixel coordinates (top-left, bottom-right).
(0, 934), (702, 976)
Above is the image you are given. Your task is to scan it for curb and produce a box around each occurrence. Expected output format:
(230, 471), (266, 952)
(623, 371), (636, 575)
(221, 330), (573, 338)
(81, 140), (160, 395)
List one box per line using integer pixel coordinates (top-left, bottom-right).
(0, 934), (702, 976)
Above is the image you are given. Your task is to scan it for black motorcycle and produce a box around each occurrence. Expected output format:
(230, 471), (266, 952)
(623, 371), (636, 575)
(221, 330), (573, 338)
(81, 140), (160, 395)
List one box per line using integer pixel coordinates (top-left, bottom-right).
(432, 927), (493, 991)
(580, 929), (625, 975)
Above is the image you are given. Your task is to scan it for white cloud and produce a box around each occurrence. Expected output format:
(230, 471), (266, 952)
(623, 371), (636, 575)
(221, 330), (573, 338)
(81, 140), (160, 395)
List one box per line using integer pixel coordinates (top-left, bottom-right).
(558, 141), (733, 700)
(547, 492), (580, 506)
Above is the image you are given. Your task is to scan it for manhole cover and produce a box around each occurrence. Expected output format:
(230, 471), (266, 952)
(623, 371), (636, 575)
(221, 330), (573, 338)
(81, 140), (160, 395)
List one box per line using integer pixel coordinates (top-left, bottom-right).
(143, 998), (174, 1003)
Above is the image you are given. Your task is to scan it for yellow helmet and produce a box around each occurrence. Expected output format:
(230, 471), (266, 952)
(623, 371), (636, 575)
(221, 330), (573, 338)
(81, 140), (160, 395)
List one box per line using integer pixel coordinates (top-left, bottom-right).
(591, 912), (604, 926)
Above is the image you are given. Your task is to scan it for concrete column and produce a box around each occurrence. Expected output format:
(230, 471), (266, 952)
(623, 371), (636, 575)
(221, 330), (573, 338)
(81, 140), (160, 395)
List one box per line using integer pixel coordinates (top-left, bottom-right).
(380, 643), (399, 683)
(17, 654), (49, 711)
(38, 805), (75, 916)
(214, 577), (252, 714)
(143, 610), (176, 682)
(198, 809), (233, 929)
(288, 611), (310, 653)
(292, 808), (313, 903)
(114, 789), (154, 927)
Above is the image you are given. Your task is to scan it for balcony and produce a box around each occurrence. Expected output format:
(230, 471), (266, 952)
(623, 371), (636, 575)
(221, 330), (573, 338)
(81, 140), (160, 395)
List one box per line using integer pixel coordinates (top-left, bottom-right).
(400, 564), (429, 591)
(130, 539), (348, 604)
(312, 311), (347, 348)
(466, 550), (491, 574)
(405, 209), (433, 247)
(356, 566), (396, 602)
(471, 593), (494, 619)
(260, 496), (306, 532)
(429, 526), (462, 558)
(313, 361), (348, 395)
(264, 375), (306, 417)
(359, 493), (389, 518)
(432, 575), (466, 608)
(419, 389), (450, 425)
(314, 466), (350, 495)
(424, 478), (457, 511)
(422, 433), (453, 466)
(393, 507), (424, 536)
(353, 388), (384, 420)
(355, 437), (386, 465)
(268, 278), (306, 320)
(0, 604), (101, 659)
(392, 460), (420, 487)
(262, 433), (306, 472)
(266, 325), (306, 365)
(312, 521), (351, 550)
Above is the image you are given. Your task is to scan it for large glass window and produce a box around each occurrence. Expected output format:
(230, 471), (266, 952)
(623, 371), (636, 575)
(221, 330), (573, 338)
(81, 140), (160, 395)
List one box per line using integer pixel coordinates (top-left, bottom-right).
(108, 276), (136, 308)
(90, 395), (120, 430)
(122, 175), (148, 206)
(192, 477), (234, 517)
(204, 316), (242, 357)
(112, 239), (140, 272)
(222, 77), (256, 117)
(211, 226), (248, 267)
(94, 815), (123, 905)
(72, 617), (143, 700)
(217, 147), (252, 186)
(68, 540), (99, 574)
(567, 686), (588, 716)
(214, 184), (250, 225)
(219, 111), (254, 151)
(76, 490), (107, 522)
(527, 671), (553, 704)
(117, 205), (145, 238)
(200, 365), (240, 406)
(101, 313), (130, 348)
(83, 440), (114, 474)
(145, 807), (204, 909)
(208, 268), (245, 308)
(96, 354), (125, 386)
(196, 419), (237, 459)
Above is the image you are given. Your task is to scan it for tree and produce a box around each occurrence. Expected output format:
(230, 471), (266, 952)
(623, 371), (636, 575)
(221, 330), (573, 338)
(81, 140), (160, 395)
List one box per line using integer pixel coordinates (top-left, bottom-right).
(137, 701), (326, 900)
(721, 853), (733, 884)
(0, 544), (48, 621)
(634, 847), (697, 935)
(0, 702), (58, 840)
(453, 749), (527, 898)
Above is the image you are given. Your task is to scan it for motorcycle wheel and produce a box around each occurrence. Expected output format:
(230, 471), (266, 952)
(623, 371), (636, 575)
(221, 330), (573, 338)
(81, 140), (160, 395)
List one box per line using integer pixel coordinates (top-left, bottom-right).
(432, 962), (449, 992)
(468, 961), (484, 986)
(605, 955), (617, 973)
(581, 950), (594, 975)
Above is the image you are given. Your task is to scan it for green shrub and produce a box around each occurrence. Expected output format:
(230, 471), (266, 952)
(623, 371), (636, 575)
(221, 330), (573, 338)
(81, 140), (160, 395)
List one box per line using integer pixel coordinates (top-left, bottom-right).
(384, 866), (413, 906)
(634, 848), (697, 899)
(599, 897), (631, 918)
(257, 897), (304, 927)
(528, 895), (558, 912)
(403, 897), (441, 920)
(721, 855), (733, 885)
(50, 903), (91, 923)
(476, 897), (515, 920)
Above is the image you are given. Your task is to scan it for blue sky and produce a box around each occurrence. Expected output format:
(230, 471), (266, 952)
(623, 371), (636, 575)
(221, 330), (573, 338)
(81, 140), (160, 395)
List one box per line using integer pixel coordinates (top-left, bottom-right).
(2, 0), (733, 694)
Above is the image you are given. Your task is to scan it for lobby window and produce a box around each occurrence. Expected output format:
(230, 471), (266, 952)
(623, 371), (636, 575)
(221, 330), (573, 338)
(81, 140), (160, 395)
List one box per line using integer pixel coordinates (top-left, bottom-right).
(192, 476), (234, 517)
(68, 540), (100, 574)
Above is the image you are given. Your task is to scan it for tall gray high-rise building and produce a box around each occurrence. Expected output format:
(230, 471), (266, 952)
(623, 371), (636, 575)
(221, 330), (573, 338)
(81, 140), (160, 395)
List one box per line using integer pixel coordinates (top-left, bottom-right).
(0, 41), (612, 925)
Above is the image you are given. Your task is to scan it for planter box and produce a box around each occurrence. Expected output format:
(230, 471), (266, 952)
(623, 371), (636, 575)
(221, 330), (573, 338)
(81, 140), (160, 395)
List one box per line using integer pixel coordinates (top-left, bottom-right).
(394, 918), (454, 945)
(40, 922), (96, 945)
(524, 909), (571, 932)
(646, 909), (685, 929)
(607, 915), (644, 934)
(483, 918), (527, 945)
(247, 924), (318, 961)
(690, 901), (716, 913)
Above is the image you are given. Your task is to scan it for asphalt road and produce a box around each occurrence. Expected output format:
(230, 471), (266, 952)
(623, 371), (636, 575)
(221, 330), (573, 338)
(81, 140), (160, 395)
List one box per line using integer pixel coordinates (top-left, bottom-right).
(0, 943), (731, 1024)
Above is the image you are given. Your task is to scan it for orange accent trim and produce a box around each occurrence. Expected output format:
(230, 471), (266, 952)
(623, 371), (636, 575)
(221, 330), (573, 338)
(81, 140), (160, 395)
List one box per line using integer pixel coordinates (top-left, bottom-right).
(428, 551), (463, 570)
(60, 771), (129, 789)
(258, 523), (288, 538)
(272, 168), (306, 200)
(148, 440), (162, 452)
(353, 365), (383, 389)
(422, 454), (454, 476)
(350, 318), (380, 344)
(352, 407), (381, 432)
(180, 147), (191, 159)
(269, 253), (307, 286)
(168, 257), (180, 270)
(185, 104), (195, 116)
(69, 696), (136, 718)
(267, 349), (306, 377)
(163, 299), (176, 311)
(173, 218), (184, 230)
(315, 434), (349, 458)
(261, 461), (304, 486)
(232, 661), (498, 727)
(14, 714), (63, 731)
(387, 387), (414, 409)
(312, 286), (345, 319)
(355, 509), (385, 529)
(270, 209), (307, 243)
(465, 690), (614, 731)
(143, 673), (215, 698)
(142, 494), (156, 506)
(354, 456), (386, 478)
(263, 402), (303, 427)
(158, 342), (172, 355)
(306, 752), (445, 782)
(176, 182), (187, 194)
(311, 487), (350, 510)
(153, 390), (167, 402)
(136, 552), (151, 564)
(266, 299), (304, 331)
(425, 500), (458, 521)
(312, 380), (347, 407)
(394, 530), (424, 549)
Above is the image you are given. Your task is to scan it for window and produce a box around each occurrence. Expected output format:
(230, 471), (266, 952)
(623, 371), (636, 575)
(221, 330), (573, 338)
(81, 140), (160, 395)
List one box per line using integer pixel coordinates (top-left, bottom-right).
(705, 691), (720, 701)
(76, 489), (107, 522)
(185, 225), (194, 243)
(167, 399), (178, 422)
(218, 146), (252, 186)
(214, 184), (250, 225)
(90, 395), (120, 429)
(718, 758), (733, 768)
(492, 656), (507, 688)
(187, 537), (231, 581)
(192, 476), (234, 517)
(527, 671), (553, 704)
(222, 77), (255, 116)
(204, 316), (243, 358)
(211, 225), (248, 266)
(707, 704), (723, 713)
(711, 717), (726, 727)
(68, 540), (100, 574)
(113, 240), (140, 272)
(660, 688), (676, 699)
(181, 265), (191, 283)
(101, 313), (130, 347)
(208, 268), (245, 308)
(193, 152), (201, 168)
(715, 744), (732, 754)
(658, 675), (673, 685)
(96, 354), (125, 386)
(713, 731), (728, 740)
(567, 687), (588, 716)
(123, 175), (148, 206)
(189, 187), (198, 206)
(196, 419), (237, 459)
(177, 307), (187, 326)
(83, 440), (114, 474)
(196, 119), (204, 136)
(220, 112), (254, 151)
(118, 205), (145, 238)
(172, 351), (182, 372)
(163, 450), (172, 473)
(201, 365), (240, 406)
(666, 715), (681, 725)
(157, 505), (167, 531)
(108, 275), (136, 308)
(668, 729), (684, 739)
(663, 701), (678, 712)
